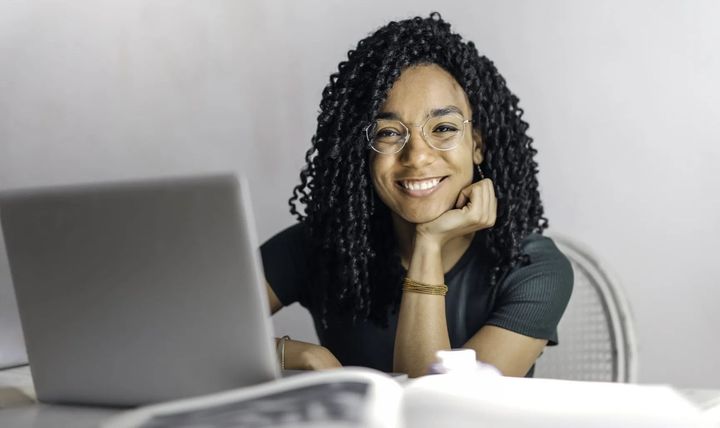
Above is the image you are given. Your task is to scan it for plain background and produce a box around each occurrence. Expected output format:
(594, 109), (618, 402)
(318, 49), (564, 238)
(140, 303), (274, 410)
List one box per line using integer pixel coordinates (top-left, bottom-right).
(1, 0), (718, 388)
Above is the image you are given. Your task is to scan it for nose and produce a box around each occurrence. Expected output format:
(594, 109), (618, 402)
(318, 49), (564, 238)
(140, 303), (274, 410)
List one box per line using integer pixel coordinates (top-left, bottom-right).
(398, 127), (436, 168)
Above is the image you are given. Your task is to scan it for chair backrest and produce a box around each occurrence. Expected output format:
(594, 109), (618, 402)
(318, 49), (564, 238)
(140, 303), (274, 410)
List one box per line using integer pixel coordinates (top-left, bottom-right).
(534, 233), (638, 383)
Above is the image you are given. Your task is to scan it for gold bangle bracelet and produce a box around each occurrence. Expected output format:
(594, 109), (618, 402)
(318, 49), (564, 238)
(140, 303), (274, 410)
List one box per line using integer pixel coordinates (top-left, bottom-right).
(402, 277), (448, 296)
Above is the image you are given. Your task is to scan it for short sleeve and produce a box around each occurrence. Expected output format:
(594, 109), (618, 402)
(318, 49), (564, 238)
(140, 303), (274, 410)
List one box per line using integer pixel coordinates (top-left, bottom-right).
(259, 223), (311, 307)
(486, 234), (573, 346)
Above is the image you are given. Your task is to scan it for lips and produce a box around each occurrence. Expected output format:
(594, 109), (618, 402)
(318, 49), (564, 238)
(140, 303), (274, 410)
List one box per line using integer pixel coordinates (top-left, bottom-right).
(396, 176), (447, 196)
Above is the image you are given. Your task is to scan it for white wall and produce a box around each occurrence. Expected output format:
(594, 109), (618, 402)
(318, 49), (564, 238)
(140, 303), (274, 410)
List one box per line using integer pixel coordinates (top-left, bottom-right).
(1, 0), (718, 387)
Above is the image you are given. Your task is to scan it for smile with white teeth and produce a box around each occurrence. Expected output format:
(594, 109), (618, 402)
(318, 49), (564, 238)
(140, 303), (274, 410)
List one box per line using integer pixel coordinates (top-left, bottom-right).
(400, 177), (442, 191)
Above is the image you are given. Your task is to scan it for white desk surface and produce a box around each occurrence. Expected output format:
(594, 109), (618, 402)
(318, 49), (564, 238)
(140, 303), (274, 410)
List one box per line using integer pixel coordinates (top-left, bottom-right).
(2, 365), (720, 428)
(0, 365), (119, 428)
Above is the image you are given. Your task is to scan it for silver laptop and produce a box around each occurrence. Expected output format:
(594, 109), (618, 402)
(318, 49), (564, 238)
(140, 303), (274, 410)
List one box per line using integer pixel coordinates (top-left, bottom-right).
(0, 226), (28, 369)
(0, 174), (280, 406)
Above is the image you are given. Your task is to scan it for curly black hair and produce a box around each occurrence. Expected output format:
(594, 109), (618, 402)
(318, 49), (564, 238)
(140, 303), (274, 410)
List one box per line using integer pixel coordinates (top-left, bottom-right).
(289, 13), (547, 327)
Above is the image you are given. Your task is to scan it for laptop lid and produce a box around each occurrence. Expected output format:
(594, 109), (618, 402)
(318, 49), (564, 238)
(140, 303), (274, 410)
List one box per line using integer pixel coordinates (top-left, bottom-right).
(0, 174), (280, 406)
(0, 226), (28, 369)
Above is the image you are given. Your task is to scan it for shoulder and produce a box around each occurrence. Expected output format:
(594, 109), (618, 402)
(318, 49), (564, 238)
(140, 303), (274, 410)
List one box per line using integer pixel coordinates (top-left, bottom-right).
(260, 222), (312, 306)
(260, 222), (312, 259)
(488, 233), (574, 344)
(499, 233), (574, 303)
(262, 222), (308, 246)
(522, 233), (571, 266)
(260, 222), (312, 271)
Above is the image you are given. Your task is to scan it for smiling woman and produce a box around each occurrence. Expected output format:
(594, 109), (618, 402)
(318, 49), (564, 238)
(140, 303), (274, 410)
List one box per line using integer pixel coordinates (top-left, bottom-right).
(369, 65), (481, 226)
(260, 13), (573, 378)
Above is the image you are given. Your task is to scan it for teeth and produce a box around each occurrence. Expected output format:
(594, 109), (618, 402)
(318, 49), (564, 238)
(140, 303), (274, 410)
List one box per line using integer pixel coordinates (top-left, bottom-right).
(401, 178), (441, 191)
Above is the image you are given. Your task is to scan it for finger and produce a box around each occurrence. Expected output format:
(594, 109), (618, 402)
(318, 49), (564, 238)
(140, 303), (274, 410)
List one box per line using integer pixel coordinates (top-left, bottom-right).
(489, 182), (497, 226)
(467, 182), (485, 219)
(455, 184), (474, 209)
(468, 180), (494, 227)
(477, 183), (493, 230)
(482, 179), (497, 226)
(483, 180), (493, 221)
(455, 191), (468, 209)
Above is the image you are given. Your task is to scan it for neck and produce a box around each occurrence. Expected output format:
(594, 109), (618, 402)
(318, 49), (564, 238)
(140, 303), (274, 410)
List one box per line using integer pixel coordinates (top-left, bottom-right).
(391, 214), (475, 274)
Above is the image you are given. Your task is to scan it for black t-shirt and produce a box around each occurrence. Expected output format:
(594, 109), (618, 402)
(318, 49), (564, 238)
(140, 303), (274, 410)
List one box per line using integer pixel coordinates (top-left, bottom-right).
(261, 223), (573, 374)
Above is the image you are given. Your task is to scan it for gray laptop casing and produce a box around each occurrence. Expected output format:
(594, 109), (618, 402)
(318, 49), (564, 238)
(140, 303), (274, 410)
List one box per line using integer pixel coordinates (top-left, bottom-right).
(0, 174), (279, 405)
(0, 226), (28, 369)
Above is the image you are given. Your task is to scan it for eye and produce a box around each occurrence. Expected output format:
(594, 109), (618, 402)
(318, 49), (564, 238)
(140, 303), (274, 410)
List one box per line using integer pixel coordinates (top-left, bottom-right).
(376, 128), (402, 138)
(433, 124), (459, 134)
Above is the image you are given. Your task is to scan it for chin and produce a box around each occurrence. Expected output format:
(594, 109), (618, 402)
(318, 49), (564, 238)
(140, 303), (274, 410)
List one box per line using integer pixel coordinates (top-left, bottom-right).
(396, 206), (447, 225)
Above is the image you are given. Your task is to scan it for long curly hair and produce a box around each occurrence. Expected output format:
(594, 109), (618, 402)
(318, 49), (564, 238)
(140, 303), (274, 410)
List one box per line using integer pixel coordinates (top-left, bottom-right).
(289, 13), (547, 327)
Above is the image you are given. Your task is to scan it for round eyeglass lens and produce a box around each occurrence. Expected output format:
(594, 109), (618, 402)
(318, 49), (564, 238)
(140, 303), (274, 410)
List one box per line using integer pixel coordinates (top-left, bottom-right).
(368, 119), (407, 154)
(422, 114), (467, 150)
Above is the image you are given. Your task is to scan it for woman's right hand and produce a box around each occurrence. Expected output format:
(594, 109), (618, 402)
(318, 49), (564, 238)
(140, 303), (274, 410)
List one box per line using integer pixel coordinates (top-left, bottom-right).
(415, 178), (497, 249)
(282, 339), (342, 370)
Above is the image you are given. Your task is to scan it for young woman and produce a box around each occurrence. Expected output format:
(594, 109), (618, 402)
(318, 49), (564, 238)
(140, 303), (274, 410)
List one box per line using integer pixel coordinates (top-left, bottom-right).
(261, 13), (573, 378)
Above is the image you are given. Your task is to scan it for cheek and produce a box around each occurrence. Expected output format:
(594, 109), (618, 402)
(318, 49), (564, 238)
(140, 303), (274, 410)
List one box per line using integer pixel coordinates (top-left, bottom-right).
(369, 158), (380, 188)
(369, 156), (386, 184)
(456, 150), (477, 183)
(369, 158), (395, 204)
(437, 151), (471, 183)
(463, 162), (475, 184)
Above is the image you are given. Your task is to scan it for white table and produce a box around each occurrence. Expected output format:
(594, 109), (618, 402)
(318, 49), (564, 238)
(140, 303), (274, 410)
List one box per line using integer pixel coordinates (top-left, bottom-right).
(2, 365), (720, 427)
(0, 365), (119, 428)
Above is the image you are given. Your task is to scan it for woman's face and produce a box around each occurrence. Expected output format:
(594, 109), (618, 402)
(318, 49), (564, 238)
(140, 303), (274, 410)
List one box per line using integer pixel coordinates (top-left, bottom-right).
(369, 64), (483, 225)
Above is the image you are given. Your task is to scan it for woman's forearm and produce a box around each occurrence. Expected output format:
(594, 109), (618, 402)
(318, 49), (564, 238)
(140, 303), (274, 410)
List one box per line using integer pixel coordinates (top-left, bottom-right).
(393, 237), (451, 377)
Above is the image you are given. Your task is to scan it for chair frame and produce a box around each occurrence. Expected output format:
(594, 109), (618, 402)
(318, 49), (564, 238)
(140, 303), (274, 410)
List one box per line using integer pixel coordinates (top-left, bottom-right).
(545, 232), (638, 383)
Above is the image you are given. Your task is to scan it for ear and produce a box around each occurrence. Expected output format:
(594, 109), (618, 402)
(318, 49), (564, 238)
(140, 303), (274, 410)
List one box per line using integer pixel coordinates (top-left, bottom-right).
(472, 129), (484, 164)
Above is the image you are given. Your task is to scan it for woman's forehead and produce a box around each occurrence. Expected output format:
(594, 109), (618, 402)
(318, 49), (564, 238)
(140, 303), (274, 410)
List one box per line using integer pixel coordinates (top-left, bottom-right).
(379, 64), (471, 120)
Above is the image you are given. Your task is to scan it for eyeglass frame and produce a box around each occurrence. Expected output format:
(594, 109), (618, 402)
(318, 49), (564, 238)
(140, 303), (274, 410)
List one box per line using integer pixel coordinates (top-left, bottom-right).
(363, 113), (473, 155)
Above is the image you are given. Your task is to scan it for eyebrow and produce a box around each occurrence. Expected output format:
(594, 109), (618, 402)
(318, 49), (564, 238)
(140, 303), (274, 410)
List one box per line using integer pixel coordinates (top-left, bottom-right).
(430, 105), (464, 117)
(375, 105), (464, 121)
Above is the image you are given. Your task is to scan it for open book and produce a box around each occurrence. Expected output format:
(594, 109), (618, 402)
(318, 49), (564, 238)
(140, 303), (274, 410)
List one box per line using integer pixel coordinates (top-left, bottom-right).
(102, 368), (402, 428)
(103, 367), (712, 428)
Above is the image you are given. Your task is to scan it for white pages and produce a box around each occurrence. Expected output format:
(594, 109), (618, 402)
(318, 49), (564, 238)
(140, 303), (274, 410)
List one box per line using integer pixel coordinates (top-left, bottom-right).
(102, 368), (403, 428)
(104, 367), (712, 428)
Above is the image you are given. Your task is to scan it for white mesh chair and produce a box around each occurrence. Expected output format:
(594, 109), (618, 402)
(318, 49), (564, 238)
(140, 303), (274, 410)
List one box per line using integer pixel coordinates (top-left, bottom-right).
(534, 233), (638, 383)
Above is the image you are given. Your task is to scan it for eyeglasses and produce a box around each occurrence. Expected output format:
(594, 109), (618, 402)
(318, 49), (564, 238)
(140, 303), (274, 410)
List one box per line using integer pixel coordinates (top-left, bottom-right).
(364, 112), (472, 154)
